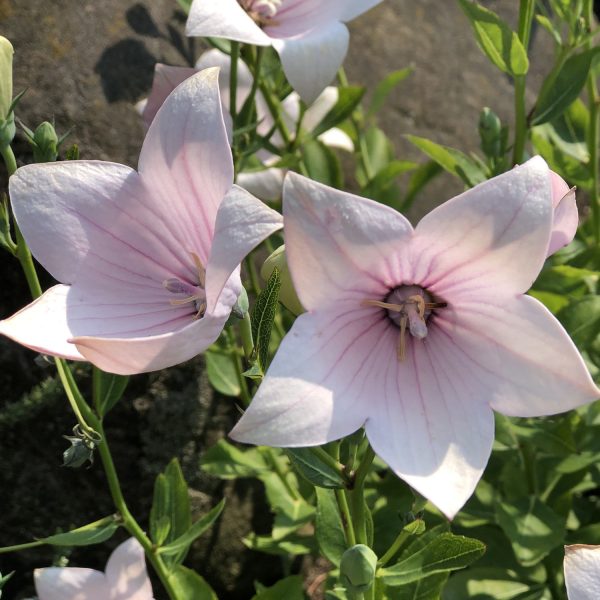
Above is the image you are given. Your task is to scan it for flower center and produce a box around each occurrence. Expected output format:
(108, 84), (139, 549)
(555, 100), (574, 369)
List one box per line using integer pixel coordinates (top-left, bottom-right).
(163, 252), (207, 320)
(362, 285), (447, 361)
(239, 0), (282, 25)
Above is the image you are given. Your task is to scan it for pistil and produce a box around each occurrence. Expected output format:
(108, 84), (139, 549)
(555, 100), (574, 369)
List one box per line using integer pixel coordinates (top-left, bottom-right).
(163, 252), (207, 320)
(362, 285), (446, 361)
(239, 0), (282, 25)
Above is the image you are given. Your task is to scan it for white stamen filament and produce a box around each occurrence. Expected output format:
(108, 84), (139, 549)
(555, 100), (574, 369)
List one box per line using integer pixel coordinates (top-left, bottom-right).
(163, 252), (207, 320)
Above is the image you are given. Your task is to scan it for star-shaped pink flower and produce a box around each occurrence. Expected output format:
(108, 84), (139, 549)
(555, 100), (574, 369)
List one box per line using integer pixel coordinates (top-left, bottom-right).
(185, 0), (383, 103)
(230, 157), (597, 518)
(34, 538), (154, 600)
(0, 68), (282, 375)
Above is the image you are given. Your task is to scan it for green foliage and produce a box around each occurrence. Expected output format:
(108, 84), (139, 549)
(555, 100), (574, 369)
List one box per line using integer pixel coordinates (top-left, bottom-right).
(167, 565), (217, 599)
(301, 139), (343, 188)
(316, 488), (347, 566)
(286, 448), (347, 489)
(200, 439), (269, 479)
(367, 68), (413, 119)
(42, 516), (119, 547)
(93, 368), (129, 417)
(458, 0), (528, 76)
(252, 575), (305, 599)
(312, 86), (365, 138)
(251, 267), (282, 372)
(205, 347), (241, 397)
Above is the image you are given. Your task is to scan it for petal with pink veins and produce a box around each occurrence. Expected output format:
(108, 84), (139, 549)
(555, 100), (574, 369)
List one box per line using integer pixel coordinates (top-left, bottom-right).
(411, 157), (553, 301)
(365, 324), (495, 520)
(138, 68), (233, 263)
(205, 185), (283, 313)
(548, 171), (578, 257)
(272, 22), (349, 104)
(283, 172), (413, 312)
(436, 294), (599, 417)
(185, 0), (271, 45)
(564, 544), (600, 600)
(34, 567), (109, 600)
(105, 538), (154, 600)
(0, 285), (84, 361)
(230, 305), (388, 446)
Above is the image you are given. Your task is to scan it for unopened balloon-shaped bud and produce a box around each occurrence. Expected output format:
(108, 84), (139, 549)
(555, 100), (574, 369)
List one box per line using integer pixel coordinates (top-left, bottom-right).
(260, 245), (304, 315)
(0, 36), (13, 120)
(32, 121), (59, 163)
(479, 107), (502, 159)
(340, 544), (378, 594)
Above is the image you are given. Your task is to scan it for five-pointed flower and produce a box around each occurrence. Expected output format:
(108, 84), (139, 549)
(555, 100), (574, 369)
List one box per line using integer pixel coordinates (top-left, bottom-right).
(564, 544), (600, 600)
(230, 157), (598, 518)
(185, 0), (383, 103)
(34, 538), (154, 600)
(0, 68), (282, 375)
(137, 49), (353, 201)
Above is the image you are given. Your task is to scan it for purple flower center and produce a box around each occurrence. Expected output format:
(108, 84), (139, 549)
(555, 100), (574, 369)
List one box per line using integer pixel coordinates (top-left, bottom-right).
(239, 0), (282, 25)
(363, 285), (447, 361)
(163, 252), (207, 320)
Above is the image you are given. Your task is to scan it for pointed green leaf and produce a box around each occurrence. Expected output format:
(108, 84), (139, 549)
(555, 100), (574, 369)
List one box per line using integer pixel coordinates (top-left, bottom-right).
(458, 0), (528, 76)
(158, 499), (225, 557)
(251, 267), (281, 371)
(43, 516), (119, 547)
(94, 368), (129, 417)
(286, 448), (346, 489)
(252, 575), (305, 600)
(405, 135), (486, 187)
(200, 439), (268, 479)
(380, 533), (485, 586)
(532, 48), (600, 125)
(316, 488), (347, 566)
(301, 139), (343, 188)
(205, 350), (241, 397)
(168, 565), (217, 600)
(367, 68), (413, 119)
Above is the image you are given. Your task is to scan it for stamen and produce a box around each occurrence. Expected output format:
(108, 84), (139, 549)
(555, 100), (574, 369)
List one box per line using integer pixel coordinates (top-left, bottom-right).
(397, 315), (408, 361)
(190, 252), (206, 288)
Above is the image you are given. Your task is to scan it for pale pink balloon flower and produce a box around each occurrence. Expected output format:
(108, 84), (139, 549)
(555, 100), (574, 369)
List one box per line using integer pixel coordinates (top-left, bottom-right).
(185, 0), (383, 103)
(230, 157), (597, 519)
(564, 544), (600, 600)
(34, 538), (154, 600)
(0, 68), (282, 375)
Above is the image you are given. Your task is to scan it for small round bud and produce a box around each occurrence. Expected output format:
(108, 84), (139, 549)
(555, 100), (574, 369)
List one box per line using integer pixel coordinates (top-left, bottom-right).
(340, 544), (378, 593)
(32, 121), (59, 163)
(260, 245), (304, 315)
(479, 107), (502, 159)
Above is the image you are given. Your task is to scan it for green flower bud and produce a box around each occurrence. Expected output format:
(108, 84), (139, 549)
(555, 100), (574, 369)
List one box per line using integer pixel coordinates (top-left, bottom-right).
(340, 544), (378, 594)
(32, 121), (59, 163)
(0, 36), (13, 120)
(260, 245), (304, 316)
(479, 107), (502, 159)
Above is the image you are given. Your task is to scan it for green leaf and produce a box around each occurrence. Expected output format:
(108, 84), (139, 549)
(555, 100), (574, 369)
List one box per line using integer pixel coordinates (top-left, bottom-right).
(200, 439), (268, 479)
(532, 48), (600, 125)
(159, 499), (225, 557)
(312, 86), (365, 138)
(400, 160), (443, 212)
(380, 532), (485, 586)
(495, 496), (565, 566)
(149, 459), (192, 566)
(388, 572), (449, 600)
(286, 448), (347, 489)
(94, 369), (129, 417)
(362, 160), (417, 202)
(175, 0), (192, 13)
(316, 488), (347, 566)
(405, 135), (486, 187)
(558, 295), (600, 347)
(443, 567), (542, 599)
(244, 532), (315, 556)
(252, 575), (306, 600)
(458, 0), (529, 76)
(367, 68), (413, 119)
(205, 349), (241, 397)
(301, 139), (343, 188)
(168, 565), (217, 600)
(43, 516), (119, 546)
(251, 267), (281, 371)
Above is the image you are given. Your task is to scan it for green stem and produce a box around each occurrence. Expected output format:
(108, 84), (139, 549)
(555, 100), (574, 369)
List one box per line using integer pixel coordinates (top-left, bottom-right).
(95, 420), (179, 600)
(0, 540), (46, 554)
(226, 329), (251, 406)
(378, 529), (411, 567)
(349, 445), (375, 546)
(266, 448), (301, 500)
(240, 311), (254, 360)
(585, 1), (600, 243)
(512, 0), (535, 165)
(259, 81), (292, 146)
(310, 446), (351, 485)
(335, 489), (356, 546)
(245, 255), (261, 296)
(229, 42), (240, 124)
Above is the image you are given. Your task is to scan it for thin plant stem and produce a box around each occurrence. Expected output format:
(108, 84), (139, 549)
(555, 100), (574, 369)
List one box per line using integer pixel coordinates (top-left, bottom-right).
(266, 447), (301, 500)
(310, 446), (351, 485)
(585, 0), (600, 243)
(229, 41), (240, 124)
(226, 329), (251, 406)
(335, 488), (356, 546)
(512, 0), (535, 165)
(378, 528), (412, 567)
(349, 445), (376, 546)
(240, 311), (254, 360)
(259, 80), (292, 146)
